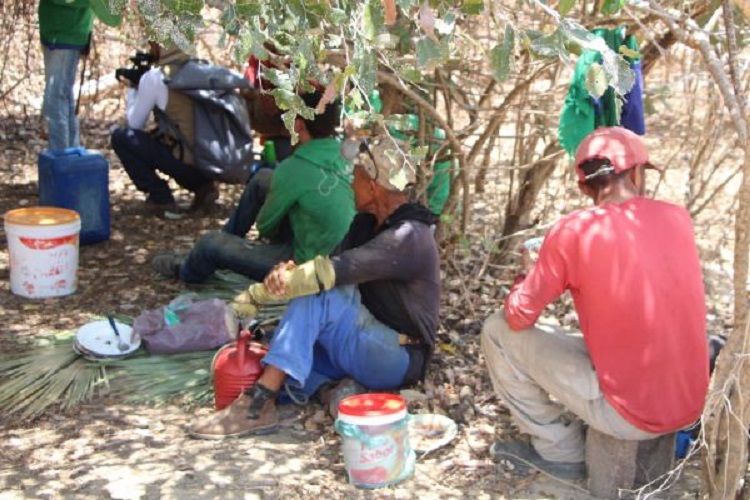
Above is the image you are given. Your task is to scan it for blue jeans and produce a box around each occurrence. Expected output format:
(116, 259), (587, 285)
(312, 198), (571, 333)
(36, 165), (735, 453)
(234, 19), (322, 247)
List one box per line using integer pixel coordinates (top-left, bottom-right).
(110, 127), (212, 204)
(180, 231), (293, 283)
(42, 46), (81, 151)
(263, 286), (410, 397)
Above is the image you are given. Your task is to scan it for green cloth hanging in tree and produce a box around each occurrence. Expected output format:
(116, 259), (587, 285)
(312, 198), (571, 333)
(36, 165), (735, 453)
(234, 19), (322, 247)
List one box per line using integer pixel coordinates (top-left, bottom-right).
(558, 27), (638, 156)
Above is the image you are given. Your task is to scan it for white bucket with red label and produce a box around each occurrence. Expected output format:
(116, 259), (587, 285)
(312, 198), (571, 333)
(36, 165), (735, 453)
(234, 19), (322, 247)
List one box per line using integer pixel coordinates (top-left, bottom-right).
(4, 207), (81, 298)
(335, 393), (415, 489)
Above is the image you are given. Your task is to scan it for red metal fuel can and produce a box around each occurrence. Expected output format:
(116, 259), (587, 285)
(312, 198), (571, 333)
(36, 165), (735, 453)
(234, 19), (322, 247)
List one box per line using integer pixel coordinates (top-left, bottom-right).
(211, 330), (267, 409)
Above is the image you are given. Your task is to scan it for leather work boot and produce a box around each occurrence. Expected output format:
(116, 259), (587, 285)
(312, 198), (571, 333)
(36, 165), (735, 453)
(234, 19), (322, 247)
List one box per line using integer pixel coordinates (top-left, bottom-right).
(319, 377), (367, 420)
(490, 440), (585, 481)
(151, 251), (185, 279)
(188, 391), (279, 439)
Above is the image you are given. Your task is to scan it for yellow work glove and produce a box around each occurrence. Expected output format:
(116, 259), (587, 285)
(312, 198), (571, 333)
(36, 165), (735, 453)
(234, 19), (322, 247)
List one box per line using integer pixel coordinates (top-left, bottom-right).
(230, 292), (259, 318)
(245, 256), (336, 304)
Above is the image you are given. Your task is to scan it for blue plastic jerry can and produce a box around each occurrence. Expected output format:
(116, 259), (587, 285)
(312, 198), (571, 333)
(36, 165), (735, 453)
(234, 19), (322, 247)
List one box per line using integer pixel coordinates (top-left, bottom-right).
(38, 148), (110, 245)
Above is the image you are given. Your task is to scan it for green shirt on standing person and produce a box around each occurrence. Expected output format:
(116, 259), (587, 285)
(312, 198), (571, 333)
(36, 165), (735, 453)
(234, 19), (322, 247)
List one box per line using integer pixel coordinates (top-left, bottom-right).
(39, 0), (93, 49)
(39, 0), (122, 49)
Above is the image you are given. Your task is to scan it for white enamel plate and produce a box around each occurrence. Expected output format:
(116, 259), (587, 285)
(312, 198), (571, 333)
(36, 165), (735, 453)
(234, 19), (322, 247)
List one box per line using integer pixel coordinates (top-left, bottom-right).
(75, 320), (140, 358)
(408, 413), (458, 454)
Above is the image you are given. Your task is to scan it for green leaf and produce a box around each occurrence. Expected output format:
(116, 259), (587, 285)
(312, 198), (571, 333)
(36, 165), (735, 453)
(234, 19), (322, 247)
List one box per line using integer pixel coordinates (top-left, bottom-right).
(531, 30), (564, 58)
(559, 19), (601, 50)
(619, 45), (639, 59)
(237, 25), (267, 62)
(461, 0), (484, 15)
(282, 110), (299, 144)
(436, 12), (456, 35)
(399, 66), (424, 83)
(415, 37), (443, 69)
(273, 87), (317, 143)
(354, 41), (378, 95)
(560, 19), (635, 95)
(327, 33), (343, 48)
(270, 88), (302, 111)
(333, 72), (349, 92)
(328, 8), (348, 24)
(410, 145), (429, 160)
(558, 0), (575, 16)
(585, 62), (608, 98)
(389, 166), (412, 190)
(385, 114), (417, 132)
(601, 0), (625, 15)
(343, 65), (357, 78)
(161, 0), (203, 15)
(294, 37), (319, 76)
(362, 0), (382, 41)
(346, 110), (370, 129)
(490, 25), (514, 81)
(264, 68), (294, 90)
(613, 94), (623, 122)
(397, 0), (419, 9)
(235, 0), (262, 18)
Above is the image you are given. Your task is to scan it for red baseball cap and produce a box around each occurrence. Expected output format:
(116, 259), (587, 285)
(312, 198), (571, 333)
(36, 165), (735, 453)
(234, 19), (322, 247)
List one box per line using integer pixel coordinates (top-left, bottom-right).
(574, 127), (660, 183)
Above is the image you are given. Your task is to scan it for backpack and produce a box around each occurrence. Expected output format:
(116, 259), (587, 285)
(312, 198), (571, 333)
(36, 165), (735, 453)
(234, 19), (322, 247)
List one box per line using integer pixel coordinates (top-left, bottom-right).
(154, 59), (254, 184)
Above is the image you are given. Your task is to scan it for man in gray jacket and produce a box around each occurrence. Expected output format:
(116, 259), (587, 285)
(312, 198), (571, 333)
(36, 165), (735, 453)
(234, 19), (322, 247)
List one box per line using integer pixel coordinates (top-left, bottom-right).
(189, 135), (441, 439)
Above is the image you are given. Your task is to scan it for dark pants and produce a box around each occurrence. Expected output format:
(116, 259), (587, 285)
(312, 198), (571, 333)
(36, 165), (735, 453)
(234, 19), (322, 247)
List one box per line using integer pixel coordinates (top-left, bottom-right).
(184, 137), (295, 283)
(222, 166), (294, 242)
(180, 231), (294, 283)
(223, 168), (273, 237)
(111, 127), (212, 204)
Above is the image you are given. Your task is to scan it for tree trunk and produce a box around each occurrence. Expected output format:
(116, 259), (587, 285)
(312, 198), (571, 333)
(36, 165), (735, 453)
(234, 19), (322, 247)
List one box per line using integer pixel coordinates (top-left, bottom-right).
(496, 142), (559, 256)
(700, 0), (750, 495)
(702, 139), (750, 500)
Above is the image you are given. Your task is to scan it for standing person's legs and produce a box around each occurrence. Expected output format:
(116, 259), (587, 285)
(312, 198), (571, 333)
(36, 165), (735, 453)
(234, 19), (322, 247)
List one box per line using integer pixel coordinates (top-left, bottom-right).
(222, 168), (274, 237)
(480, 312), (657, 463)
(42, 47), (81, 151)
(111, 127), (212, 204)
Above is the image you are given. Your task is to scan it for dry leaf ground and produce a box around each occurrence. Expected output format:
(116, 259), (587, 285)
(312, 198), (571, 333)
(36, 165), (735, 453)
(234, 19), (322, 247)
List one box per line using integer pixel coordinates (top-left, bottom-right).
(0, 18), (732, 500)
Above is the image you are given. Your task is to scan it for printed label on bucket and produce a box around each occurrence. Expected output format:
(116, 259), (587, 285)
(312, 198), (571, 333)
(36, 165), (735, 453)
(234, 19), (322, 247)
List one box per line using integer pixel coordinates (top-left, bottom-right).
(20, 235), (78, 250)
(337, 421), (414, 489)
(343, 434), (398, 485)
(8, 234), (79, 298)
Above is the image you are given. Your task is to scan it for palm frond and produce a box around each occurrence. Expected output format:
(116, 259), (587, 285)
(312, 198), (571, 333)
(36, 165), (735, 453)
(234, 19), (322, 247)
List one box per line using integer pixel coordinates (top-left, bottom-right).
(0, 343), (104, 419)
(108, 351), (215, 405)
(0, 299), (289, 419)
(190, 270), (254, 299)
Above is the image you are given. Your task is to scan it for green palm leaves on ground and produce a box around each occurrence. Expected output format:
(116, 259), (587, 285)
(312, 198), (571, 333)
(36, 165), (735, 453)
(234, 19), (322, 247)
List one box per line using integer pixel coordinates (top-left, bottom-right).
(0, 337), (107, 419)
(0, 334), (212, 419)
(0, 272), (287, 420)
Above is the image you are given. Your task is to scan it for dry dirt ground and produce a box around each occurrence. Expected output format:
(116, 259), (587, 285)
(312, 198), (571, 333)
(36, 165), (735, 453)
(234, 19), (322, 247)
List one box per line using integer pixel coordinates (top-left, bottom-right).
(0, 108), (708, 500)
(0, 121), (618, 500)
(0, 19), (725, 500)
(0, 146), (706, 500)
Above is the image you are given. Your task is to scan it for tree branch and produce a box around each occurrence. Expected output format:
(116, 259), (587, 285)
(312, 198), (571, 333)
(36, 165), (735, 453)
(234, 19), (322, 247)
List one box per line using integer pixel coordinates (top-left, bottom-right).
(647, 0), (748, 141)
(377, 71), (471, 233)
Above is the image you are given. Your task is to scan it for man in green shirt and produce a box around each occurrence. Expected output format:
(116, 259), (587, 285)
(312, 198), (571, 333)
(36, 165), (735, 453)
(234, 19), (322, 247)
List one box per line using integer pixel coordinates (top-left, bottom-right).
(152, 91), (355, 283)
(39, 0), (121, 151)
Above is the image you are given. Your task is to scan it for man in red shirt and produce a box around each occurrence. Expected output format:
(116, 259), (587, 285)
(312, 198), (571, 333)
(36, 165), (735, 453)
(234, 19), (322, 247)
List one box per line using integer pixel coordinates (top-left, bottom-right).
(482, 127), (709, 480)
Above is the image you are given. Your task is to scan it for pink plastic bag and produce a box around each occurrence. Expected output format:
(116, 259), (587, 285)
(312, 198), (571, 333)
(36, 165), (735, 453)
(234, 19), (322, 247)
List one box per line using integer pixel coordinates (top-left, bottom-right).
(133, 297), (237, 354)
